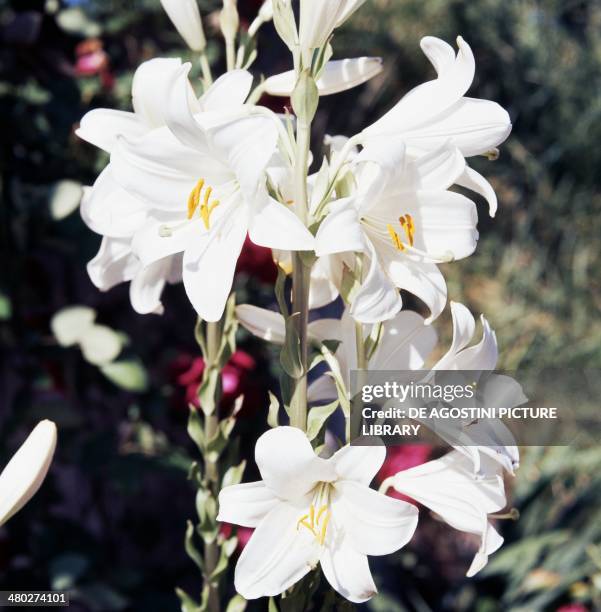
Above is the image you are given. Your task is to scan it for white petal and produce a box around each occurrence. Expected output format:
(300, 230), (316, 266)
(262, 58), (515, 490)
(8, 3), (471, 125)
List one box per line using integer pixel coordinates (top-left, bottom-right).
(234, 502), (319, 599)
(383, 258), (447, 323)
(236, 304), (286, 344)
(307, 318), (343, 344)
(456, 165), (498, 217)
(315, 199), (365, 256)
(131, 213), (199, 268)
(132, 57), (185, 128)
(403, 97), (512, 157)
(372, 311), (438, 370)
(299, 0), (346, 51)
(331, 445), (385, 485)
(87, 237), (140, 291)
(453, 315), (498, 370)
(393, 450), (506, 576)
(50, 306), (96, 347)
(79, 324), (123, 365)
(217, 481), (280, 528)
(249, 196), (315, 251)
(265, 57), (382, 97)
(321, 541), (377, 603)
(365, 36), (475, 135)
(0, 420), (57, 526)
(307, 375), (337, 404)
(81, 168), (147, 239)
(420, 35), (455, 74)
(129, 258), (173, 315)
(160, 0), (205, 51)
(183, 217), (248, 321)
(350, 248), (402, 324)
(255, 427), (337, 500)
(200, 70), (253, 110)
(210, 116), (278, 198)
(413, 144), (466, 190)
(76, 109), (147, 153)
(333, 481), (418, 556)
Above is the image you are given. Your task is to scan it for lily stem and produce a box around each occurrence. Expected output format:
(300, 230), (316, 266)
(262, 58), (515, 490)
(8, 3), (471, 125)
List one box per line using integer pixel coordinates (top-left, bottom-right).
(289, 119), (312, 431)
(204, 320), (222, 612)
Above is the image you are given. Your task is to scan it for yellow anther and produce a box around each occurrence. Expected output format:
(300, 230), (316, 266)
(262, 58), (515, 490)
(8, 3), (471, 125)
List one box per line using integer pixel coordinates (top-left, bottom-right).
(186, 178), (220, 229)
(187, 179), (204, 219)
(319, 511), (331, 545)
(387, 224), (405, 251)
(388, 213), (415, 251)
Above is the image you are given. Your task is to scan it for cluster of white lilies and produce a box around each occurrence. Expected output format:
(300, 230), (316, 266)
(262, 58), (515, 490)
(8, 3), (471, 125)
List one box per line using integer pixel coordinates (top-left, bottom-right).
(75, 0), (518, 604)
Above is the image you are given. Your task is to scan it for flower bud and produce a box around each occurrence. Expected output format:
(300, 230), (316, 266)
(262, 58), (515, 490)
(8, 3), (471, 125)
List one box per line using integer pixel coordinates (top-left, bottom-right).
(220, 0), (239, 42)
(271, 0), (297, 50)
(291, 69), (319, 124)
(160, 0), (206, 51)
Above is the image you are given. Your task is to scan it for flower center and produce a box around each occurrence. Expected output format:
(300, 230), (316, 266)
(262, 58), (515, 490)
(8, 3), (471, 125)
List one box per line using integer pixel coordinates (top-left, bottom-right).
(187, 178), (220, 229)
(386, 213), (415, 252)
(296, 482), (332, 546)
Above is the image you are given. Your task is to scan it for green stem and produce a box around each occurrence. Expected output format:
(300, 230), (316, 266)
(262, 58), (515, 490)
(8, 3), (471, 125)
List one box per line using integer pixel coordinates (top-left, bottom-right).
(288, 119), (312, 432)
(199, 52), (213, 88)
(204, 320), (222, 612)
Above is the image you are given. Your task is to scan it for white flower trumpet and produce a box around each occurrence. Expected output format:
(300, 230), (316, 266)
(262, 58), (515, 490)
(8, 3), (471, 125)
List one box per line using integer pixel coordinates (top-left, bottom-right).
(217, 427), (417, 602)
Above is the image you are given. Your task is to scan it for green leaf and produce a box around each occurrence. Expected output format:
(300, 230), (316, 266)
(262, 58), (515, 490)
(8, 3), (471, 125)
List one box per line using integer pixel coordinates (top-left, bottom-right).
(267, 391), (280, 428)
(268, 598), (279, 612)
(175, 588), (201, 612)
(0, 292), (11, 321)
(187, 461), (203, 487)
(226, 594), (247, 612)
(306, 400), (339, 441)
(222, 460), (246, 489)
(280, 314), (304, 378)
(339, 264), (360, 304)
(319, 344), (350, 416)
(199, 366), (220, 417)
(100, 359), (148, 392)
(184, 520), (204, 571)
(275, 265), (289, 318)
(194, 317), (207, 358)
(187, 406), (205, 453)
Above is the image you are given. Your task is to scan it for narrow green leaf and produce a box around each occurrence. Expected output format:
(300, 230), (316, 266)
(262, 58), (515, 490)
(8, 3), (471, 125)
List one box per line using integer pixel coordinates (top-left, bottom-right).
(280, 314), (304, 378)
(222, 460), (246, 489)
(275, 265), (289, 318)
(267, 391), (280, 428)
(175, 587), (200, 612)
(184, 521), (204, 571)
(225, 594), (247, 612)
(306, 400), (339, 441)
(187, 406), (205, 453)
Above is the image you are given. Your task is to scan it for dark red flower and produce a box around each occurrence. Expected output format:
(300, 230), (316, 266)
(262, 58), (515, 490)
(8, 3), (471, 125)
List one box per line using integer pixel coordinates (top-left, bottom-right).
(376, 444), (432, 502)
(235, 236), (277, 284)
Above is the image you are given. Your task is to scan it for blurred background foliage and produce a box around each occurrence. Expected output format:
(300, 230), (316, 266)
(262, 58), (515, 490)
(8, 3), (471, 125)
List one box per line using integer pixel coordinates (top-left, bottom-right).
(0, 0), (600, 610)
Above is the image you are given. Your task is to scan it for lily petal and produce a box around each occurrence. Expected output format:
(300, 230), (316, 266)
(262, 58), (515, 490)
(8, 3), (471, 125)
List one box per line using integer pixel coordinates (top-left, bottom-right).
(234, 502), (319, 599)
(236, 304), (286, 344)
(217, 481), (280, 528)
(321, 540), (377, 603)
(129, 257), (173, 315)
(315, 199), (365, 256)
(265, 58), (382, 97)
(0, 420), (57, 527)
(255, 427), (337, 500)
(77, 109), (146, 154)
(333, 481), (418, 556)
(87, 237), (140, 292)
(200, 70), (253, 110)
(183, 216), (248, 322)
(456, 165), (498, 217)
(160, 0), (206, 51)
(249, 196), (315, 251)
(331, 445), (386, 485)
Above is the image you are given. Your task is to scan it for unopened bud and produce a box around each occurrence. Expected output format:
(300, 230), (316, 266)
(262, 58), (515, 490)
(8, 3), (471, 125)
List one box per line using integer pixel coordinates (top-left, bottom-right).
(291, 69), (319, 123)
(272, 0), (297, 50)
(220, 0), (239, 41)
(485, 148), (500, 161)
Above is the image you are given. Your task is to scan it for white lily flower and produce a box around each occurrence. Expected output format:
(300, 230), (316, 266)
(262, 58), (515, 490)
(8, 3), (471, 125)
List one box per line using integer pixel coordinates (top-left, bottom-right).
(429, 302), (522, 475)
(0, 420), (57, 527)
(363, 36), (511, 161)
(77, 60), (260, 316)
(160, 0), (206, 51)
(389, 450), (506, 577)
(236, 304), (437, 402)
(217, 426), (418, 602)
(107, 64), (314, 321)
(264, 57), (383, 97)
(316, 140), (479, 323)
